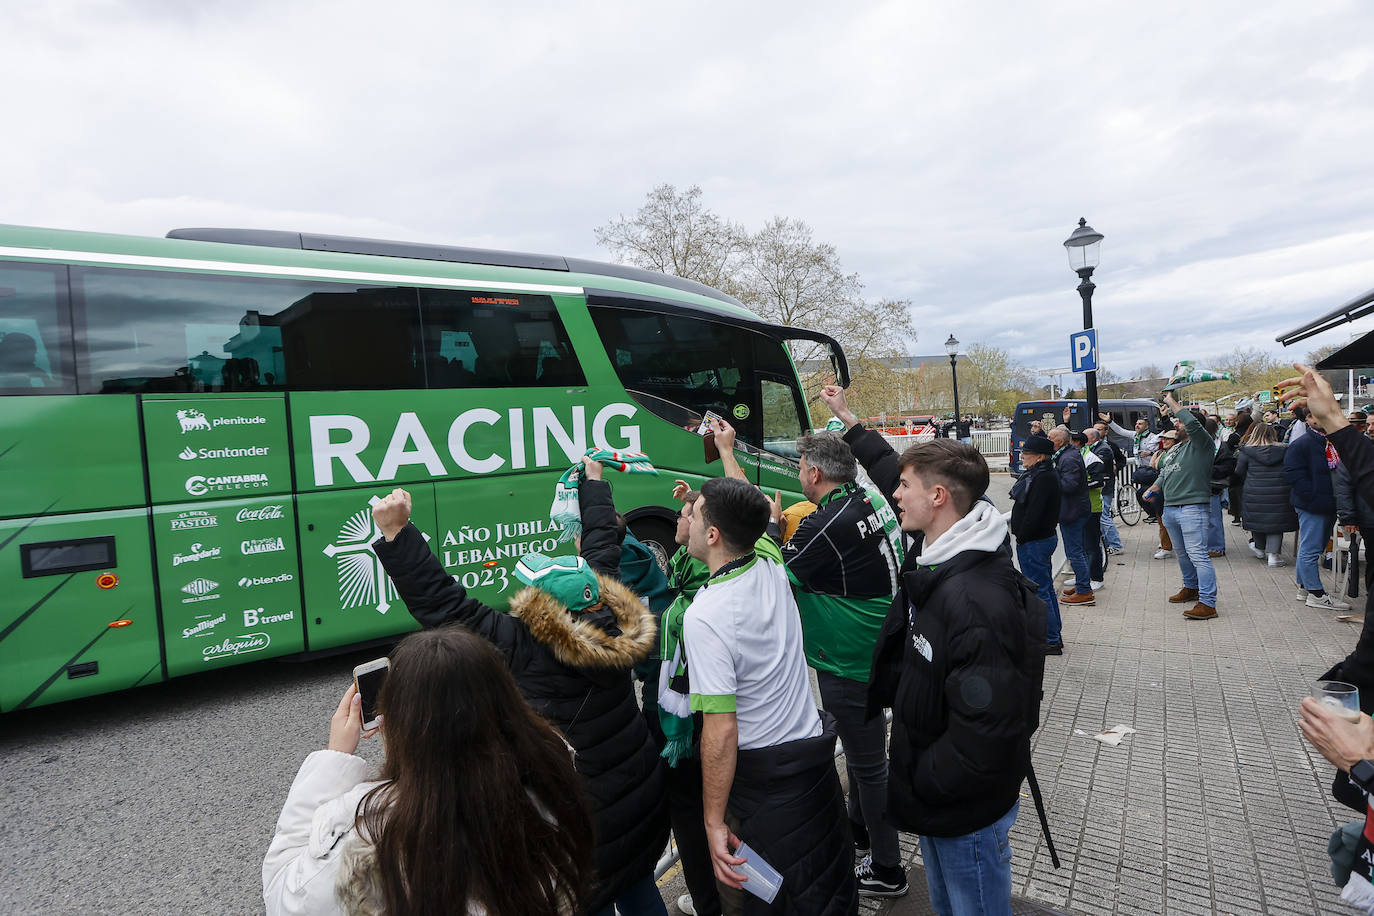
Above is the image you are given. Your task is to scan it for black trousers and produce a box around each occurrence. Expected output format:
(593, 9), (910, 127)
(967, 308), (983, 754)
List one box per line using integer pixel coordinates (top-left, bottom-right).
(1085, 512), (1106, 581)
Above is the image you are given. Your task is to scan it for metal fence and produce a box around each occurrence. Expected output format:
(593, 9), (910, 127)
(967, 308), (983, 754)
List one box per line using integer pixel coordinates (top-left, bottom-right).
(877, 429), (1012, 470)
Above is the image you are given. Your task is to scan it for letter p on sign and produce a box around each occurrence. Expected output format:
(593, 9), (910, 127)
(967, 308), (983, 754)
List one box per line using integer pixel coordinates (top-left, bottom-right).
(1070, 329), (1098, 373)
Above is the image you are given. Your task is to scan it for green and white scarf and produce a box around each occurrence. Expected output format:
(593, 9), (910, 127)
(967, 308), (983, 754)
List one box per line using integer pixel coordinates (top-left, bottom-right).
(549, 448), (658, 542)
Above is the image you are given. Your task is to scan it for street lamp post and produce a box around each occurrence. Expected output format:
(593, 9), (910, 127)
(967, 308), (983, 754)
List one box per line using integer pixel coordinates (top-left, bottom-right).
(945, 334), (961, 440)
(1063, 217), (1104, 420)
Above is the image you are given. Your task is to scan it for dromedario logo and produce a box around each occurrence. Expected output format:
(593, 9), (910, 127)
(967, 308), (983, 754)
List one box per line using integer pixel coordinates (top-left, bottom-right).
(324, 496), (429, 615)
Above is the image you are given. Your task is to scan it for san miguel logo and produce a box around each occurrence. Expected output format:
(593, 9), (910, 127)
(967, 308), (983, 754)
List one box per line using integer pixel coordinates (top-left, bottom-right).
(324, 496), (429, 615)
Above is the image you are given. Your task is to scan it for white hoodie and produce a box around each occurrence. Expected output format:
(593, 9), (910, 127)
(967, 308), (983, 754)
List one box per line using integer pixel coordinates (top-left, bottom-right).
(916, 499), (1008, 567)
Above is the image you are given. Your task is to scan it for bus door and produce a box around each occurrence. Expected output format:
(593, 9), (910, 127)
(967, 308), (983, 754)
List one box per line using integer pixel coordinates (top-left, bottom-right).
(0, 394), (163, 711)
(140, 395), (305, 676)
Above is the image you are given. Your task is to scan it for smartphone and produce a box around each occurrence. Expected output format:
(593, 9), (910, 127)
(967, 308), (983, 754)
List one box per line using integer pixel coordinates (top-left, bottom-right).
(353, 657), (390, 730)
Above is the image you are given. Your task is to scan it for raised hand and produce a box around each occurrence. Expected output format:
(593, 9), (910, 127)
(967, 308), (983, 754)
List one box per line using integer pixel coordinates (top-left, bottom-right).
(371, 488), (412, 542)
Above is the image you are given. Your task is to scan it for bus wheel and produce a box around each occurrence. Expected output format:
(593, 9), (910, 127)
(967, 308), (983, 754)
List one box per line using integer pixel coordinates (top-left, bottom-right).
(627, 514), (677, 576)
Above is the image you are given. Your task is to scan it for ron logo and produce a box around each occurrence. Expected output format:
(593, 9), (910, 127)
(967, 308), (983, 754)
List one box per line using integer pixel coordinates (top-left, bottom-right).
(177, 409), (212, 433)
(323, 496), (430, 614)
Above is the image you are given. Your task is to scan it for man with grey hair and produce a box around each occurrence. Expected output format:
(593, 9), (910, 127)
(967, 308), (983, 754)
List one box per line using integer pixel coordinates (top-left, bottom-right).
(766, 431), (908, 898)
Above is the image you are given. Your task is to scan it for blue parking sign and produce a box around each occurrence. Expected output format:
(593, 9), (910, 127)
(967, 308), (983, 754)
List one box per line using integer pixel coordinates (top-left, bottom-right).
(1070, 329), (1098, 373)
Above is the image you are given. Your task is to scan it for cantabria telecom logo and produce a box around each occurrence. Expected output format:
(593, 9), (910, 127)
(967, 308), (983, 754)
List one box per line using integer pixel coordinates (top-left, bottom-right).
(324, 496), (429, 614)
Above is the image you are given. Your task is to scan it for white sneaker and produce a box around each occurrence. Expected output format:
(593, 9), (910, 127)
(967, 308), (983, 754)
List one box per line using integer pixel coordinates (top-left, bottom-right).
(677, 894), (697, 916)
(1307, 593), (1353, 611)
(1267, 554), (1287, 567)
(1154, 549), (1174, 559)
(1296, 589), (1308, 601)
(1091, 580), (1104, 590)
(1247, 542), (1265, 559)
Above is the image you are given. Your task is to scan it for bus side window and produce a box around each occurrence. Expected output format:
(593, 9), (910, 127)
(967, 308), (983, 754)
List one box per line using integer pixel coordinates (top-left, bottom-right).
(418, 290), (584, 389)
(0, 263), (72, 394)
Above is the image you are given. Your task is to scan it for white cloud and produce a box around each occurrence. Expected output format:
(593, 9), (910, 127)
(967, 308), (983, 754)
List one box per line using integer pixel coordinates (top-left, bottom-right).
(3, 0), (1373, 388)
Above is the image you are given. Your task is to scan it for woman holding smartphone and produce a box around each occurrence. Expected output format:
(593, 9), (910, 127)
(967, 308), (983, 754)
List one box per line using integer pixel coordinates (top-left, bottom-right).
(262, 626), (595, 915)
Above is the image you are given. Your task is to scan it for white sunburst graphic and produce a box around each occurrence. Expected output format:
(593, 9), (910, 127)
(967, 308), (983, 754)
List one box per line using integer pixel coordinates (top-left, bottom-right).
(323, 496), (429, 614)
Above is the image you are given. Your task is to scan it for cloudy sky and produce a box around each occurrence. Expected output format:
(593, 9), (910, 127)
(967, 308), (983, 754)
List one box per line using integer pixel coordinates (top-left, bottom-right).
(6, 0), (1374, 383)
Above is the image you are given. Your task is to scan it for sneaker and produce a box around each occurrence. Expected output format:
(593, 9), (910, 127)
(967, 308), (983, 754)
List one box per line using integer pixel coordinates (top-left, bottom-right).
(1268, 554), (1287, 567)
(1167, 587), (1199, 604)
(1062, 591), (1096, 606)
(1307, 593), (1353, 611)
(1154, 549), (1174, 559)
(1208, 549), (1226, 558)
(1296, 588), (1308, 600)
(856, 856), (909, 898)
(850, 819), (870, 858)
(1091, 579), (1104, 590)
(677, 894), (697, 916)
(1247, 542), (1265, 559)
(1183, 601), (1218, 620)
(1105, 545), (1124, 556)
(1231, 518), (1243, 526)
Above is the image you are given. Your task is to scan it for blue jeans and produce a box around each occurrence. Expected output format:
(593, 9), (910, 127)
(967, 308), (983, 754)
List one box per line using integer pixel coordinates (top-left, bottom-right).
(589, 874), (669, 916)
(1017, 536), (1061, 646)
(1207, 493), (1226, 552)
(1100, 490), (1123, 551)
(1296, 508), (1335, 592)
(1161, 504), (1216, 606)
(919, 801), (1019, 916)
(1059, 519), (1090, 593)
(817, 671), (900, 868)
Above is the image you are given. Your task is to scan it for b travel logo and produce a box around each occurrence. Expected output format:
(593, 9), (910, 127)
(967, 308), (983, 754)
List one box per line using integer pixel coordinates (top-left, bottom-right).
(177, 408), (268, 434)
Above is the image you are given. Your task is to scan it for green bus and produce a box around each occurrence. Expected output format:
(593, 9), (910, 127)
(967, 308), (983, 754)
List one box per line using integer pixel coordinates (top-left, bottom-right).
(0, 224), (848, 711)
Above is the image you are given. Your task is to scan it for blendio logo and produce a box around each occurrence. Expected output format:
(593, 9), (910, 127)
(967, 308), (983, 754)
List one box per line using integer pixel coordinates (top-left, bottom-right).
(185, 474), (270, 496)
(243, 607), (294, 626)
(178, 446), (270, 461)
(241, 537), (285, 555)
(236, 505), (284, 523)
(178, 409), (267, 434)
(238, 573), (294, 588)
(172, 543), (221, 566)
(181, 578), (220, 603)
(170, 511), (218, 531)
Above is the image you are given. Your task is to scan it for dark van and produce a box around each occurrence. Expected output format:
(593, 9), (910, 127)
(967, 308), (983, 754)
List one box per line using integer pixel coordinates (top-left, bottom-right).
(1010, 398), (1163, 473)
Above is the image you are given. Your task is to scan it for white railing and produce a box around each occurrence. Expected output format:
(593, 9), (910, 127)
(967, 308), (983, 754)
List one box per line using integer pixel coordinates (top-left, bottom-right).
(877, 429), (1011, 469)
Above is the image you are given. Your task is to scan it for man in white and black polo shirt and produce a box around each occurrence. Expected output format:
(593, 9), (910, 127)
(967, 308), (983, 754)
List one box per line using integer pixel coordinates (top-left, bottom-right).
(685, 476), (857, 915)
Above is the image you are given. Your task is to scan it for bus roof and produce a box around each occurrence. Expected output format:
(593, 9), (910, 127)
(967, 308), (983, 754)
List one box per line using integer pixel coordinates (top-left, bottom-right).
(0, 223), (760, 323)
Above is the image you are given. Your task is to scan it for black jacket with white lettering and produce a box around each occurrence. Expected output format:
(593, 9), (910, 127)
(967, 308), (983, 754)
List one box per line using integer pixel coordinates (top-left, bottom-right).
(844, 423), (1044, 838)
(779, 481), (899, 600)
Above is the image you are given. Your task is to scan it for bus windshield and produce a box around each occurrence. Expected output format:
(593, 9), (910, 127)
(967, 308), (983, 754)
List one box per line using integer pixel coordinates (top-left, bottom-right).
(588, 305), (809, 460)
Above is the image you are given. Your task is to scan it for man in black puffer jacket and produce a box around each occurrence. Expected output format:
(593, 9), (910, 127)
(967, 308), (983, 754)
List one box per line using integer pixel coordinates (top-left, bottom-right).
(822, 386), (1046, 916)
(369, 460), (669, 915)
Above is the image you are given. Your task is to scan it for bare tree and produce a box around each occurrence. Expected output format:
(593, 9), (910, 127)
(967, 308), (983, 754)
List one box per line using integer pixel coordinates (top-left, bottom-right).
(594, 184), (747, 292)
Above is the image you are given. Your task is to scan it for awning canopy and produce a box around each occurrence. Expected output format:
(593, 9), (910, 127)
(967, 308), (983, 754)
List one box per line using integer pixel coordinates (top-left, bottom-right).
(1276, 285), (1374, 347)
(1316, 329), (1374, 370)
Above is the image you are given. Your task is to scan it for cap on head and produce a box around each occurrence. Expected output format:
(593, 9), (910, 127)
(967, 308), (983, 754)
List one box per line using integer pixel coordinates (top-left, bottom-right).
(1023, 433), (1054, 456)
(1159, 429), (1179, 441)
(514, 553), (600, 612)
(1069, 430), (1088, 446)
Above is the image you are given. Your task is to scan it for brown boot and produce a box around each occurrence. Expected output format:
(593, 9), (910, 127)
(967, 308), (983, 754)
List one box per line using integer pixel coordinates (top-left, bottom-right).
(1062, 591), (1095, 606)
(1167, 587), (1199, 604)
(1061, 586), (1078, 598)
(1183, 601), (1217, 620)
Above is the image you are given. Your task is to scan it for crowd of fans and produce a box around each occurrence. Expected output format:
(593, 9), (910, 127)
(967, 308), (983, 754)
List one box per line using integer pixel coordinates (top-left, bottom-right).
(256, 365), (1374, 916)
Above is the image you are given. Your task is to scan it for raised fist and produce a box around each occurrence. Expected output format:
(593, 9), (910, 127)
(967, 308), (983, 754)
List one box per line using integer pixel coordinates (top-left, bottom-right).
(372, 488), (413, 542)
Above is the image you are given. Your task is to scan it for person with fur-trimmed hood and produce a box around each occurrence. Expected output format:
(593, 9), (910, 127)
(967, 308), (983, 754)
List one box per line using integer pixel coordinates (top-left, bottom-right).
(369, 458), (670, 916)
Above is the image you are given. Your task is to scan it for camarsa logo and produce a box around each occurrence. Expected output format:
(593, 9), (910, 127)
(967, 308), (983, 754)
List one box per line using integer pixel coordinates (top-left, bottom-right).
(241, 537), (285, 555)
(324, 496), (429, 615)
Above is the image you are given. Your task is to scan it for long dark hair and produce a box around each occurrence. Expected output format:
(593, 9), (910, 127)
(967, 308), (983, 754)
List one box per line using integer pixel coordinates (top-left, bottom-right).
(356, 625), (594, 915)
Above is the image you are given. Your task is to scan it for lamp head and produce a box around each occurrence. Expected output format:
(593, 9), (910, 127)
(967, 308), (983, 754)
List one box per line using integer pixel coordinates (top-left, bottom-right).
(944, 334), (960, 358)
(1063, 217), (1103, 272)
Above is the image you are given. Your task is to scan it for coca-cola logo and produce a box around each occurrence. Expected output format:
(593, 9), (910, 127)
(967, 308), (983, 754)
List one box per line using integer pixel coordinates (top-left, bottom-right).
(237, 505), (285, 523)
